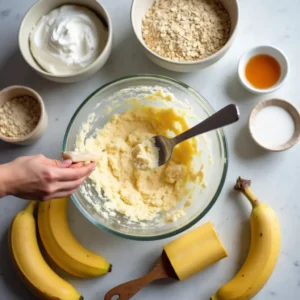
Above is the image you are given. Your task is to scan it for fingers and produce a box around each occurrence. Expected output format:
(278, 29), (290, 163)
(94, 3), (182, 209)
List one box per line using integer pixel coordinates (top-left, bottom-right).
(54, 162), (96, 181)
(69, 162), (86, 169)
(61, 159), (73, 167)
(42, 189), (78, 201)
(40, 154), (91, 169)
(38, 172), (90, 201)
(38, 173), (89, 201)
(36, 157), (96, 201)
(54, 173), (91, 192)
(44, 157), (73, 168)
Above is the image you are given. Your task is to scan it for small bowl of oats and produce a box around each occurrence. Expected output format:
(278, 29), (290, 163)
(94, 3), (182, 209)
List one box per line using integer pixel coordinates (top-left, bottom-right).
(131, 0), (239, 72)
(0, 86), (48, 145)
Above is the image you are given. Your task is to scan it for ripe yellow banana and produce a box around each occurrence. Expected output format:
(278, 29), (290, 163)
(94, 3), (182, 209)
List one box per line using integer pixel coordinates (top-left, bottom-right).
(211, 177), (281, 300)
(9, 201), (82, 300)
(38, 197), (112, 278)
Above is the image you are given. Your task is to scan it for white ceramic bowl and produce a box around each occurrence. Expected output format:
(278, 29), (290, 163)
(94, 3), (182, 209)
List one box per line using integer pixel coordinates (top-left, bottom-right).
(19, 0), (113, 83)
(238, 45), (289, 94)
(0, 86), (48, 145)
(131, 0), (239, 72)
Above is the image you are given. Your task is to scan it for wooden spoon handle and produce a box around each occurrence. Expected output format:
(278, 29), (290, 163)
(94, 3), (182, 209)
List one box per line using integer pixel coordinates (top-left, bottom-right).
(104, 275), (156, 300)
(104, 259), (168, 300)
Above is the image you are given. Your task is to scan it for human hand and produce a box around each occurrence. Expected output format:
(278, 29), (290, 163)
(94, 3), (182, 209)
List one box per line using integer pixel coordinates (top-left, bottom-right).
(0, 154), (95, 201)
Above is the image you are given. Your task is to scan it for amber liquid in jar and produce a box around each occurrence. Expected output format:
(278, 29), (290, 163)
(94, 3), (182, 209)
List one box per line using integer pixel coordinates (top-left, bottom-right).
(245, 54), (281, 89)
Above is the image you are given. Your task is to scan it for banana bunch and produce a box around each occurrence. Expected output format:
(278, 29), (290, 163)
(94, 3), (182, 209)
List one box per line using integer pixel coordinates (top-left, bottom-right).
(211, 177), (281, 300)
(9, 201), (82, 300)
(9, 198), (112, 299)
(38, 197), (111, 277)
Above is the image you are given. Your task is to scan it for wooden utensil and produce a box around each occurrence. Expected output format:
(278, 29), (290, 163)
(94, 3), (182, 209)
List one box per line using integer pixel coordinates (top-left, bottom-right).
(61, 151), (100, 162)
(104, 251), (177, 300)
(105, 222), (228, 300)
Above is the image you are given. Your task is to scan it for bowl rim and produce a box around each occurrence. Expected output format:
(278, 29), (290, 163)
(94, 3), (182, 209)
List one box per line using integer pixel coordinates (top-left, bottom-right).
(238, 45), (289, 94)
(63, 74), (229, 241)
(0, 85), (46, 143)
(130, 0), (239, 66)
(18, 0), (113, 78)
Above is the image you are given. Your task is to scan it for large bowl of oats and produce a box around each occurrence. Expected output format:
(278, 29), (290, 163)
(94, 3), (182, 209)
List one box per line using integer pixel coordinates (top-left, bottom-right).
(131, 0), (239, 72)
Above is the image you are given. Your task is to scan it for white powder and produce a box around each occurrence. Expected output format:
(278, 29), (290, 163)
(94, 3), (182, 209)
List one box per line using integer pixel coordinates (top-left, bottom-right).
(252, 106), (295, 147)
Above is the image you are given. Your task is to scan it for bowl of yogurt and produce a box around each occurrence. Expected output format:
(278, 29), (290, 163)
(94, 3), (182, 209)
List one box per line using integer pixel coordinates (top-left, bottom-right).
(19, 0), (112, 83)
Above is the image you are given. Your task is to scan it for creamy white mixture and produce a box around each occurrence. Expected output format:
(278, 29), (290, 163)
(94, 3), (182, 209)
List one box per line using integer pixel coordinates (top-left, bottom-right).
(75, 87), (211, 224)
(76, 97), (204, 222)
(165, 209), (186, 222)
(30, 5), (108, 75)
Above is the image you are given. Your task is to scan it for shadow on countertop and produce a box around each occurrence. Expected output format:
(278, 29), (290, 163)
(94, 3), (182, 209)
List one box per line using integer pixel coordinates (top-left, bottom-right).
(0, 50), (47, 90)
(225, 73), (256, 103)
(234, 124), (268, 160)
(226, 187), (251, 272)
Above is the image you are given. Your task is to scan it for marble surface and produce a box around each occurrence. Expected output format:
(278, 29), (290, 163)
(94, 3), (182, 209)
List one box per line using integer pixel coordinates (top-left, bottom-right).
(0, 0), (300, 299)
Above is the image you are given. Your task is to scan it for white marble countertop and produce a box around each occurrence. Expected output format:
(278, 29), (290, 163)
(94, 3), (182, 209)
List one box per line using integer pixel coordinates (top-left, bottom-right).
(0, 0), (300, 299)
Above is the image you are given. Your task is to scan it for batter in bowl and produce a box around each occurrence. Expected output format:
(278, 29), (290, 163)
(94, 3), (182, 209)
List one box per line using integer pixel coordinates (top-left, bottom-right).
(76, 97), (204, 222)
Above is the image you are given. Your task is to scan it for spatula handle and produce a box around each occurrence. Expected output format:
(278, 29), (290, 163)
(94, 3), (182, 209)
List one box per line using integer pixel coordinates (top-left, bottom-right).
(104, 260), (168, 300)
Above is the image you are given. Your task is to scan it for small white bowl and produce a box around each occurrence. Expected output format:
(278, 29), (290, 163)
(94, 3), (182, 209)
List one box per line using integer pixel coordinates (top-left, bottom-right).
(238, 45), (289, 94)
(19, 0), (113, 83)
(249, 99), (300, 152)
(131, 0), (239, 72)
(0, 86), (48, 145)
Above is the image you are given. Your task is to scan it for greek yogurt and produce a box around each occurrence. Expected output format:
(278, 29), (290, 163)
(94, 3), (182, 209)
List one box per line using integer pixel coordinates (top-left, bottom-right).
(30, 5), (108, 75)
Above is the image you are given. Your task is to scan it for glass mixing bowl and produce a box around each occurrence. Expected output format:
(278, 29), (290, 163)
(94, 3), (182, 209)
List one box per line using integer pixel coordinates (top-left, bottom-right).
(63, 75), (228, 241)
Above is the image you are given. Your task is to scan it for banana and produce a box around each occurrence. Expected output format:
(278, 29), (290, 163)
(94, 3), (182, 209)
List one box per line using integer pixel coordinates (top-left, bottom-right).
(38, 197), (112, 278)
(9, 201), (82, 300)
(211, 177), (281, 300)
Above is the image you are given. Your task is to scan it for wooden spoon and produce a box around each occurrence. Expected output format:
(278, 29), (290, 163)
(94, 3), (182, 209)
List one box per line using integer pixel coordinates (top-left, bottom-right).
(104, 251), (177, 300)
(105, 222), (228, 300)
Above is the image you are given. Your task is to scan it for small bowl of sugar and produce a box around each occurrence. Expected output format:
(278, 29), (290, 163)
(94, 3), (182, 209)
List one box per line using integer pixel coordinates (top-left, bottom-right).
(249, 99), (300, 152)
(0, 86), (48, 145)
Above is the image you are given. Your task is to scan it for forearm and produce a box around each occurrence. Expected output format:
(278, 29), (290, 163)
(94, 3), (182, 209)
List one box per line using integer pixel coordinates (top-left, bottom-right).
(0, 164), (11, 198)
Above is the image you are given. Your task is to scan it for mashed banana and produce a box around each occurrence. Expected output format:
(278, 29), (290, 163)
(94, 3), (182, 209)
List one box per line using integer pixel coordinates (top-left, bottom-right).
(131, 138), (159, 170)
(77, 100), (203, 222)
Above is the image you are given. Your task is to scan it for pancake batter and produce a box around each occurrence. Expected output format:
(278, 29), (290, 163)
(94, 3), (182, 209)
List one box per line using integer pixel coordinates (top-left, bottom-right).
(76, 99), (203, 222)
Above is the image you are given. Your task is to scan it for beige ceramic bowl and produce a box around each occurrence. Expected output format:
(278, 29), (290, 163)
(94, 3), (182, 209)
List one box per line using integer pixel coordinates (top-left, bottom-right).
(19, 0), (113, 83)
(0, 86), (48, 145)
(131, 0), (239, 72)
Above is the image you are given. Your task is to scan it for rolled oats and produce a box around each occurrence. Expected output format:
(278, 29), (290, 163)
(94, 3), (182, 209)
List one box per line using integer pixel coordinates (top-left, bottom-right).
(142, 0), (231, 62)
(0, 96), (41, 138)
